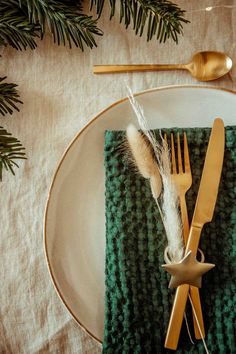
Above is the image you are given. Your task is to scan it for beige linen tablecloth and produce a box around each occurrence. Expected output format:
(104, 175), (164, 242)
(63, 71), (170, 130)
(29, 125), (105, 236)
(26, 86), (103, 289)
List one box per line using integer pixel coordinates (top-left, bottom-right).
(1, 1), (236, 353)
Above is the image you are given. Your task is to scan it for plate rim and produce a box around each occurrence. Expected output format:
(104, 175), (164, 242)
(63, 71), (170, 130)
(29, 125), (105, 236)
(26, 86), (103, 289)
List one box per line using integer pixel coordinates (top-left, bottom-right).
(43, 84), (236, 343)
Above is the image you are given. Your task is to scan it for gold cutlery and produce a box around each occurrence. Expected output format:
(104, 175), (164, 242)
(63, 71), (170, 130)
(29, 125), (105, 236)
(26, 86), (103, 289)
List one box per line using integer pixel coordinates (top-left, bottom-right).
(93, 51), (232, 81)
(166, 132), (205, 339)
(164, 118), (225, 350)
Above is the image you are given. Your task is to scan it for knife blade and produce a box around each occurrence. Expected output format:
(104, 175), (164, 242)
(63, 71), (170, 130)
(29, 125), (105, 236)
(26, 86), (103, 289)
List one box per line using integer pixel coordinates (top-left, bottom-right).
(165, 118), (225, 350)
(186, 118), (225, 256)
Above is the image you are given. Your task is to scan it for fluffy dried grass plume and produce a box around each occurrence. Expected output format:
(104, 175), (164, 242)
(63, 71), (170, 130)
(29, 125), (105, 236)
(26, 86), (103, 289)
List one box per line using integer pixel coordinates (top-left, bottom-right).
(126, 124), (162, 199)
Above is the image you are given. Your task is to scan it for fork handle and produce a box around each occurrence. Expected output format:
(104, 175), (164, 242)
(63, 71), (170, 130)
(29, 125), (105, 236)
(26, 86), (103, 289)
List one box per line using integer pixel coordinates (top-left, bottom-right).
(165, 286), (205, 348)
(190, 286), (205, 339)
(179, 195), (205, 339)
(180, 194), (190, 245)
(165, 226), (204, 349)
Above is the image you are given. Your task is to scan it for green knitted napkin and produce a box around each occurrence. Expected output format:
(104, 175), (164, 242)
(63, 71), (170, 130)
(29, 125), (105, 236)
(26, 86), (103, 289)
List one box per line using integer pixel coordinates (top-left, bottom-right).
(103, 126), (236, 354)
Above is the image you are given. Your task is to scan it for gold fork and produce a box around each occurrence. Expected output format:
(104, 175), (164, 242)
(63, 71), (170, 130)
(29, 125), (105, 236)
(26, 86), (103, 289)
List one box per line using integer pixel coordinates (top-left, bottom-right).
(164, 132), (205, 345)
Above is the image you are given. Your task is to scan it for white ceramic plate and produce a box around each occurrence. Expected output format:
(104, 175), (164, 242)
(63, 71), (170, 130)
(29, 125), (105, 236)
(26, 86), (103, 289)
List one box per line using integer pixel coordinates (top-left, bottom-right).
(44, 85), (236, 342)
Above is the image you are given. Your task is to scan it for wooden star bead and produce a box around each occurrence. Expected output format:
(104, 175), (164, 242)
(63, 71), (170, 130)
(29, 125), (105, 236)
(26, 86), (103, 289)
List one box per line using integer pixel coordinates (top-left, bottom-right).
(162, 251), (215, 288)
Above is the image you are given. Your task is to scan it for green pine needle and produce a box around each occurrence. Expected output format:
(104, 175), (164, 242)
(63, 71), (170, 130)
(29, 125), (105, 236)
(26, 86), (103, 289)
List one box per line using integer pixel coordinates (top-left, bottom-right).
(0, 0), (189, 51)
(0, 0), (40, 50)
(0, 77), (25, 180)
(0, 77), (23, 116)
(0, 0), (189, 181)
(91, 0), (189, 43)
(0, 126), (26, 180)
(20, 0), (103, 50)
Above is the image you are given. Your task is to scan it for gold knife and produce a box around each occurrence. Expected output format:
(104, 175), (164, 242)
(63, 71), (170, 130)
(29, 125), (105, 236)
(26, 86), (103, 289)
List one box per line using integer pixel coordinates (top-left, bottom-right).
(164, 118), (225, 350)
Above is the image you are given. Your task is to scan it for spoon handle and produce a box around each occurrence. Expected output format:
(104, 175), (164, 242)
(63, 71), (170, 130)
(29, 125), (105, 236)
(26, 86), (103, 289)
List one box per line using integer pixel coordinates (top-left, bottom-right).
(93, 64), (185, 74)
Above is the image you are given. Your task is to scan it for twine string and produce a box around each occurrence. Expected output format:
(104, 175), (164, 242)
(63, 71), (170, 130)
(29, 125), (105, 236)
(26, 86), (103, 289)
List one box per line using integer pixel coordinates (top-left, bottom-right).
(188, 294), (209, 354)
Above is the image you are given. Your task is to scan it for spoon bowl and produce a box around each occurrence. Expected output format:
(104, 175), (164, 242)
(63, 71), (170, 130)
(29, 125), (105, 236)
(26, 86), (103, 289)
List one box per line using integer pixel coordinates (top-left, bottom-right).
(186, 51), (232, 81)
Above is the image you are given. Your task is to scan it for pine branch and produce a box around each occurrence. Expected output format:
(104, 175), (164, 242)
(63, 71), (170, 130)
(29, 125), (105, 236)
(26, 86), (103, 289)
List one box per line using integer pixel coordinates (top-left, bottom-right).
(0, 0), (40, 50)
(0, 78), (26, 180)
(0, 77), (23, 116)
(0, 126), (26, 180)
(91, 0), (189, 43)
(20, 0), (103, 50)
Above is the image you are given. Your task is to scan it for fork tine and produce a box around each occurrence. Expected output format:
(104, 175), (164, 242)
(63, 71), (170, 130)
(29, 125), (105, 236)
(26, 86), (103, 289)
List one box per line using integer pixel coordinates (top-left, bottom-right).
(170, 133), (177, 174)
(177, 133), (183, 173)
(183, 132), (191, 173)
(164, 133), (168, 145)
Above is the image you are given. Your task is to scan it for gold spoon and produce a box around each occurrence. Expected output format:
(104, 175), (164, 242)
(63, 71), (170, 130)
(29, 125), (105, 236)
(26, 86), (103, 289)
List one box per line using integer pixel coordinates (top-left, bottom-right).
(93, 51), (232, 81)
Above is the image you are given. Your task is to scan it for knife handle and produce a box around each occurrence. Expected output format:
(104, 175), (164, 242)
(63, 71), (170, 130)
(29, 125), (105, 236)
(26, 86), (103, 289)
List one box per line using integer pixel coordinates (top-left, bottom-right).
(186, 225), (202, 256)
(165, 284), (205, 348)
(165, 284), (189, 349)
(165, 226), (203, 350)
